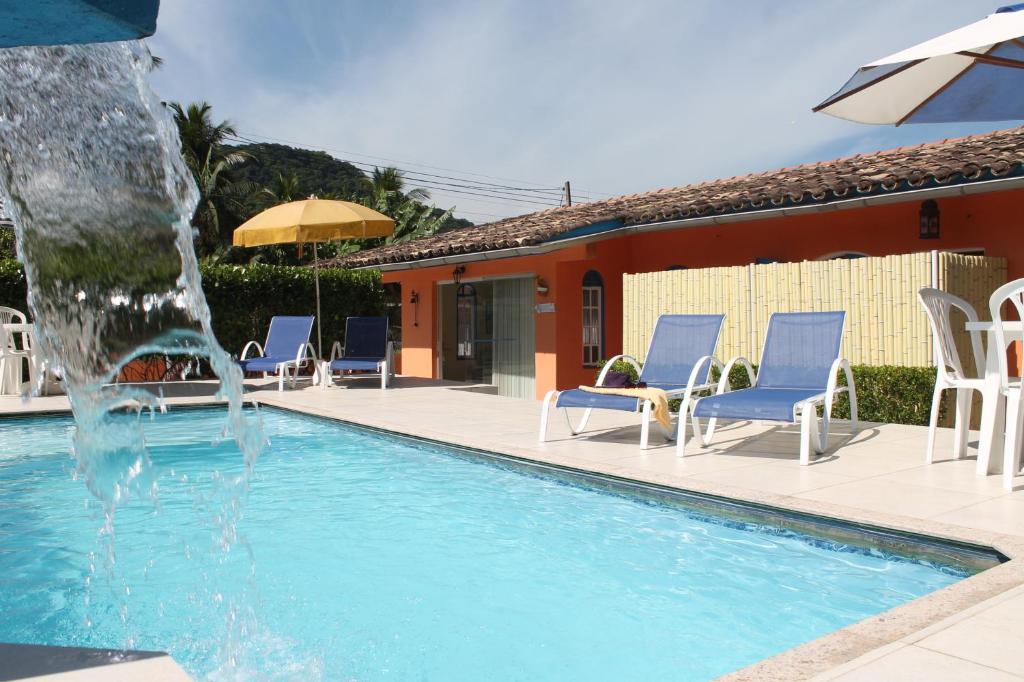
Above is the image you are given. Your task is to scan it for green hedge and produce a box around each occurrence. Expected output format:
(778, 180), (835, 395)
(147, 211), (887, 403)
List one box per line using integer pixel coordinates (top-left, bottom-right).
(599, 359), (940, 426)
(0, 259), (388, 357)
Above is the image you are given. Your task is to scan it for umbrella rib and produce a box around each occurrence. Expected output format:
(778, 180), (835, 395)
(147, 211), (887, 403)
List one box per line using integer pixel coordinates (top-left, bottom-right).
(895, 59), (978, 126)
(811, 60), (922, 112)
(956, 50), (1024, 69)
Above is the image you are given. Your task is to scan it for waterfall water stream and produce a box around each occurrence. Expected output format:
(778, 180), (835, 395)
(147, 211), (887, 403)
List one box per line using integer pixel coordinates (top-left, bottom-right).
(0, 40), (266, 674)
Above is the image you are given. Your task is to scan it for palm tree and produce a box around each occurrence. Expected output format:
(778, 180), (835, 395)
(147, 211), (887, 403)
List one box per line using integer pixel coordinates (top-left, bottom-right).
(261, 172), (302, 205)
(193, 149), (257, 256)
(365, 166), (430, 205)
(168, 101), (237, 174)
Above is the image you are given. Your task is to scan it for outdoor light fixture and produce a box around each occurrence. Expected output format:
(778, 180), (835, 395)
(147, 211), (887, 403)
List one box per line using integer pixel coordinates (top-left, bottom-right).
(919, 199), (940, 239)
(410, 290), (420, 327)
(536, 277), (549, 296)
(452, 265), (466, 285)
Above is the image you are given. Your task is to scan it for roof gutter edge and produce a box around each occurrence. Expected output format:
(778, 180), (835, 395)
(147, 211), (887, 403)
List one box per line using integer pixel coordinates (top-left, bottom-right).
(358, 175), (1024, 272)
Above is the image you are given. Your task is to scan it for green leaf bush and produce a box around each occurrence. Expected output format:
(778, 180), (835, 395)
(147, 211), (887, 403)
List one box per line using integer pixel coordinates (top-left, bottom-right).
(596, 358), (940, 426)
(0, 259), (388, 357)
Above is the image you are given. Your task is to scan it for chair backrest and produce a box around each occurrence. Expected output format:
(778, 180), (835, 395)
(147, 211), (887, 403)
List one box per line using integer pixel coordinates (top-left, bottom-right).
(0, 306), (26, 326)
(756, 311), (846, 390)
(918, 288), (984, 383)
(639, 314), (725, 385)
(343, 316), (389, 358)
(263, 316), (314, 358)
(989, 278), (1024, 386)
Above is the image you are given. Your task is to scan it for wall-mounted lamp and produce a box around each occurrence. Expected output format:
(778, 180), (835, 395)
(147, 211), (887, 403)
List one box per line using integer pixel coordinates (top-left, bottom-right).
(452, 265), (466, 286)
(919, 199), (940, 239)
(410, 289), (420, 327)
(536, 277), (549, 296)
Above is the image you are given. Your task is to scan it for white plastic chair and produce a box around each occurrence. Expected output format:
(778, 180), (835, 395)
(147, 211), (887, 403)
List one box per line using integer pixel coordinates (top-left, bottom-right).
(0, 306), (26, 326)
(989, 279), (1024, 489)
(0, 321), (33, 395)
(918, 289), (987, 464)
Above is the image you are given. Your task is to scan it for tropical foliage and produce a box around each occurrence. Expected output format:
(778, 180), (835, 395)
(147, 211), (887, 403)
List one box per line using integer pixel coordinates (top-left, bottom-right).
(166, 103), (471, 264)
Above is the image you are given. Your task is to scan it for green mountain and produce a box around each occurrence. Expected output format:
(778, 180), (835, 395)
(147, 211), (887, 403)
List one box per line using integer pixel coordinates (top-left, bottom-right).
(226, 142), (368, 199)
(225, 142), (473, 233)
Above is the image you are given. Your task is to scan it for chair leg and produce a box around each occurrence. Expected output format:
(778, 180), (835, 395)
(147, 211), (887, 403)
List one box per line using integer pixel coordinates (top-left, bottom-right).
(1003, 390), (1024, 490)
(799, 402), (821, 466)
(676, 396), (692, 458)
(539, 390), (557, 442)
(639, 401), (653, 450)
(925, 384), (943, 465)
(953, 388), (972, 460)
(278, 365), (285, 392)
(381, 361), (388, 390)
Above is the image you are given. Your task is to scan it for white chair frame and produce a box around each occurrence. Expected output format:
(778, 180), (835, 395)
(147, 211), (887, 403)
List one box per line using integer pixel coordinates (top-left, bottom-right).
(989, 279), (1024, 489)
(918, 288), (987, 465)
(240, 338), (319, 392)
(321, 340), (395, 390)
(683, 315), (858, 466)
(539, 352), (724, 450)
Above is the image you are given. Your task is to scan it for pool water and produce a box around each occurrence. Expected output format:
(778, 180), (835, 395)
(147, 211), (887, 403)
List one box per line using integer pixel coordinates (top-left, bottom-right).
(0, 407), (994, 680)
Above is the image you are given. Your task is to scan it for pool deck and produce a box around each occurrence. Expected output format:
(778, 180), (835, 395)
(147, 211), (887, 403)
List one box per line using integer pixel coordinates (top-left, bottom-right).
(3, 376), (1024, 681)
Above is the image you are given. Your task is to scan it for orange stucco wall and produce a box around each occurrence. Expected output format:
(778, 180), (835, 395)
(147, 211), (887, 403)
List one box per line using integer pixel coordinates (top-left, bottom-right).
(382, 188), (1024, 400)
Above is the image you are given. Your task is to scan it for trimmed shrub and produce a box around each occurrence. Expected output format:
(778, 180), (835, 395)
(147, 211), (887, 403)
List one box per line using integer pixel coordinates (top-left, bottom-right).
(0, 259), (388, 357)
(596, 358), (940, 426)
(200, 263), (388, 356)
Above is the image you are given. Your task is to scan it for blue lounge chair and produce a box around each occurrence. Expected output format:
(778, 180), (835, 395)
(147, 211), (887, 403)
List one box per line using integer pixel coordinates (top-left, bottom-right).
(686, 311), (857, 465)
(238, 315), (317, 391)
(321, 316), (394, 390)
(539, 314), (725, 449)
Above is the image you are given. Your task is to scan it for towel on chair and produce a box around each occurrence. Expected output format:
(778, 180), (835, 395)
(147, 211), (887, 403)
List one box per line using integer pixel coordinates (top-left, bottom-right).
(578, 385), (672, 430)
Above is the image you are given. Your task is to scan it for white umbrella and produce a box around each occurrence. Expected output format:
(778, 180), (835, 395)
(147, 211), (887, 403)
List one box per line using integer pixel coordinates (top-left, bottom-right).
(815, 4), (1024, 124)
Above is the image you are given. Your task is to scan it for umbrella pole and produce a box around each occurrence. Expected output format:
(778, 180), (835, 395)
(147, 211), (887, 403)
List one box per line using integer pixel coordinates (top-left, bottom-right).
(313, 241), (323, 361)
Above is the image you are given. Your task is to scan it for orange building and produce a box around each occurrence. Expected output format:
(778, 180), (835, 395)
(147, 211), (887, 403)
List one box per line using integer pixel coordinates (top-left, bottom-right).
(333, 128), (1024, 400)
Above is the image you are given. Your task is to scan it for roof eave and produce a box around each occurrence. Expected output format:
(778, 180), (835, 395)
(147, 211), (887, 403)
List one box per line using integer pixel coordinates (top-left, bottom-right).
(354, 173), (1024, 272)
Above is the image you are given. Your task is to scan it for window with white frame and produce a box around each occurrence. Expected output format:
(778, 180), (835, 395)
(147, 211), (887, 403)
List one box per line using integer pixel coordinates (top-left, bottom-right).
(582, 270), (604, 367)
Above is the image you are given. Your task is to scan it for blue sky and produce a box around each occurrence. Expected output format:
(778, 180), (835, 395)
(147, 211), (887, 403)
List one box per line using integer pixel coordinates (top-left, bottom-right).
(148, 0), (1016, 222)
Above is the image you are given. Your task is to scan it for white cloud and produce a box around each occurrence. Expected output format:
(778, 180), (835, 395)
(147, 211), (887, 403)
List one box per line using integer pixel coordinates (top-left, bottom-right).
(147, 0), (1008, 222)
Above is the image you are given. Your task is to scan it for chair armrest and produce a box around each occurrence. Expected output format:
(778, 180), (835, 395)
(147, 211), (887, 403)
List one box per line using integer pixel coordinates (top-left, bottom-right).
(825, 358), (855, 414)
(328, 341), (343, 362)
(295, 342), (317, 366)
(717, 356), (756, 394)
(240, 341), (264, 360)
(595, 354), (642, 386)
(686, 355), (722, 392)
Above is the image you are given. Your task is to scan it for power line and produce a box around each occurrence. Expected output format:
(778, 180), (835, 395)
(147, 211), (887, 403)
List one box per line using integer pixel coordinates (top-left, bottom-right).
(224, 130), (610, 200)
(224, 133), (570, 210)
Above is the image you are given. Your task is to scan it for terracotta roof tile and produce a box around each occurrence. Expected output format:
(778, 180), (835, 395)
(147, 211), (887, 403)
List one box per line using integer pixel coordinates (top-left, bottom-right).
(330, 126), (1024, 269)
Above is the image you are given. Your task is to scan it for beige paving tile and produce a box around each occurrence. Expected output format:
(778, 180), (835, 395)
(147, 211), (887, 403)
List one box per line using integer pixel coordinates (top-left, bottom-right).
(830, 644), (1020, 681)
(688, 461), (857, 495)
(933, 496), (1024, 537)
(916, 594), (1024, 675)
(876, 459), (1009, 496)
(795, 478), (994, 519)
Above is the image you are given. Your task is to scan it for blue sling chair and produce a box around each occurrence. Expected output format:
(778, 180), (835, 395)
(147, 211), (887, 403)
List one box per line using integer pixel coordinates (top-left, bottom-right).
(321, 316), (394, 390)
(685, 311), (858, 465)
(539, 314), (726, 450)
(238, 315), (318, 391)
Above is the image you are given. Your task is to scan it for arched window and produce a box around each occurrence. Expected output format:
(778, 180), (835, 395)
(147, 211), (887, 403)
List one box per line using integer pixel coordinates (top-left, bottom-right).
(818, 251), (868, 260)
(456, 284), (475, 359)
(582, 270), (604, 367)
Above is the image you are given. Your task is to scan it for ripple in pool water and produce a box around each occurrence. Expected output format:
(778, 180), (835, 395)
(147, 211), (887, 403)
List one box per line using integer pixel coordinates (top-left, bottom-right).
(0, 407), (979, 680)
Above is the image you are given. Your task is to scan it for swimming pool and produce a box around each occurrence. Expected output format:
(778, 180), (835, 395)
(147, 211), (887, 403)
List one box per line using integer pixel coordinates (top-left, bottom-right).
(0, 407), (1000, 680)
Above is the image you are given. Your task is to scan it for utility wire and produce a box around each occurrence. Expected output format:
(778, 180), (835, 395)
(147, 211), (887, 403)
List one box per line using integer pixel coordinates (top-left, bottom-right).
(223, 130), (609, 200)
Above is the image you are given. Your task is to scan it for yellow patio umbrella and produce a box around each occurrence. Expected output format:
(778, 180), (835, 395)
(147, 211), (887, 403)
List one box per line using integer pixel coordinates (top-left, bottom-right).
(232, 198), (395, 358)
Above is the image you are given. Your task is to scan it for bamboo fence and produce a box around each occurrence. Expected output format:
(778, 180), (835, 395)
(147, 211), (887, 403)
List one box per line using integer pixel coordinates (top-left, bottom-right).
(622, 252), (1007, 367)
